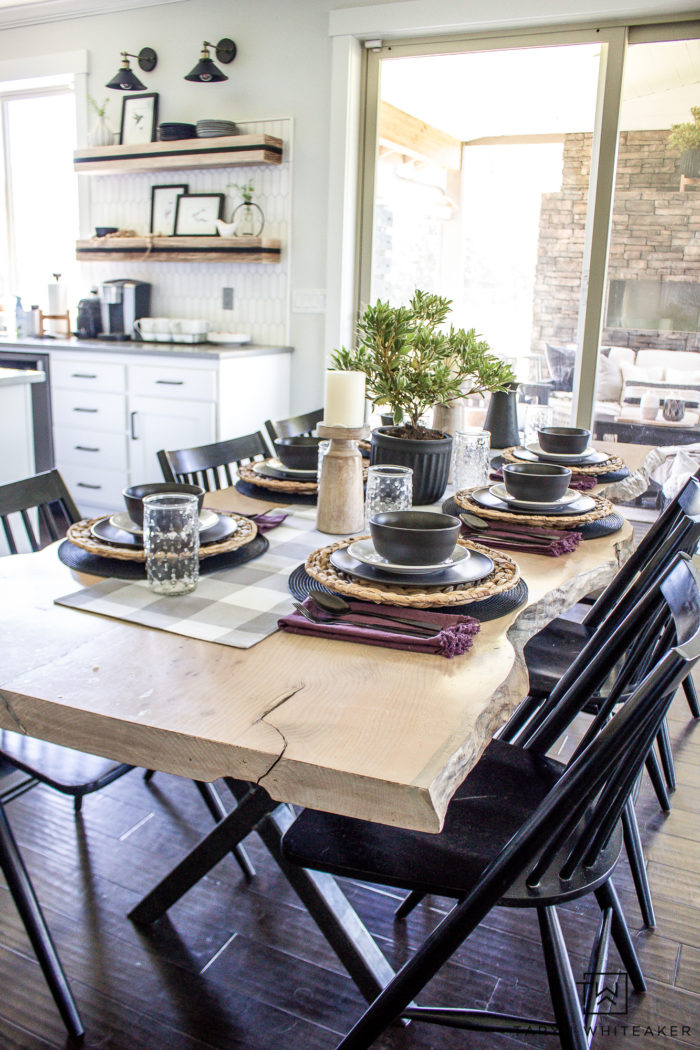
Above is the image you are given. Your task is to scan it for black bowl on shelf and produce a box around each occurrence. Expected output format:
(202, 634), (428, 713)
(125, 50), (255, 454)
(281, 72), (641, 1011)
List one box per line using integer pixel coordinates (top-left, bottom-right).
(123, 483), (205, 529)
(274, 436), (322, 471)
(368, 510), (461, 566)
(537, 427), (591, 455)
(502, 463), (572, 503)
(158, 122), (196, 141)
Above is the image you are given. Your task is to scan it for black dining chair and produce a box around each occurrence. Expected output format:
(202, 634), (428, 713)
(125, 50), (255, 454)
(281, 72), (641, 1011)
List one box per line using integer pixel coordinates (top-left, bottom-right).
(158, 431), (270, 490)
(281, 555), (700, 1050)
(264, 407), (324, 449)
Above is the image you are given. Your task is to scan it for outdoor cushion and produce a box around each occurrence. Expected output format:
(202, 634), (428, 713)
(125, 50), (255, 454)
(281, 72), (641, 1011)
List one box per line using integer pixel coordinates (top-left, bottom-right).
(596, 353), (623, 402)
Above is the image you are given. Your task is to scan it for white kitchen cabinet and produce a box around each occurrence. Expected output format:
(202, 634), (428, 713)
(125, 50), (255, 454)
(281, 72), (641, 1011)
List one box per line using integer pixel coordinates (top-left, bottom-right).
(45, 344), (291, 516)
(128, 395), (215, 481)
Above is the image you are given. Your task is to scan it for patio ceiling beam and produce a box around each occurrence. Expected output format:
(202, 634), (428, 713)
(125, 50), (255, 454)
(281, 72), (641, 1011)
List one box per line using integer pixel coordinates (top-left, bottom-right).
(379, 101), (462, 170)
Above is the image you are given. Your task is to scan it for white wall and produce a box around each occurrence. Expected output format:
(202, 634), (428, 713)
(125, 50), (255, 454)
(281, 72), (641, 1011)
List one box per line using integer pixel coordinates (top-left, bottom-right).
(0, 0), (695, 413)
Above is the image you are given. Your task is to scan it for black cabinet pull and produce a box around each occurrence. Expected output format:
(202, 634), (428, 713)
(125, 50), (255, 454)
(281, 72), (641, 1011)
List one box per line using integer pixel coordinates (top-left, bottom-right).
(71, 372), (97, 379)
(155, 379), (184, 385)
(75, 445), (99, 452)
(77, 482), (101, 490)
(130, 411), (138, 440)
(73, 407), (98, 413)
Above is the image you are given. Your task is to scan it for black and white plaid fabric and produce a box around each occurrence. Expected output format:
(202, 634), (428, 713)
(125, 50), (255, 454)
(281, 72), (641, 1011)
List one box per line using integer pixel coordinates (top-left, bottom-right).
(55, 507), (327, 649)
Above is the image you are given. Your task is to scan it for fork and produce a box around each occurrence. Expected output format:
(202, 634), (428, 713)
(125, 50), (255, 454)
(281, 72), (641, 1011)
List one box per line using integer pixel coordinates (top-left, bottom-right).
(292, 601), (438, 637)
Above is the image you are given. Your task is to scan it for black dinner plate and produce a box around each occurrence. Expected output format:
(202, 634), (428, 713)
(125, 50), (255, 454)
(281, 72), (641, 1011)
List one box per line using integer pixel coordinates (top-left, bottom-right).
(329, 546), (494, 588)
(90, 514), (239, 550)
(470, 486), (596, 516)
(253, 462), (318, 482)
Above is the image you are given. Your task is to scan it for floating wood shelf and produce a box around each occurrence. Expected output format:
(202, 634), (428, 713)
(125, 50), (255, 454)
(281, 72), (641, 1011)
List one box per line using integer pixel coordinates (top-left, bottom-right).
(76, 236), (282, 263)
(73, 133), (283, 174)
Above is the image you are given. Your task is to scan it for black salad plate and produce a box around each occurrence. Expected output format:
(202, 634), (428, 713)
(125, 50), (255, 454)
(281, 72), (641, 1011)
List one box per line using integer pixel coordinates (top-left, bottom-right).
(470, 487), (596, 516)
(90, 514), (239, 550)
(329, 546), (494, 588)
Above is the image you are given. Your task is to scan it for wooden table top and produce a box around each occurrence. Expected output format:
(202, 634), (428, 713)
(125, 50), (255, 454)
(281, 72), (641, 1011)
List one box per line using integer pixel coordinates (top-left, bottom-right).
(0, 442), (638, 833)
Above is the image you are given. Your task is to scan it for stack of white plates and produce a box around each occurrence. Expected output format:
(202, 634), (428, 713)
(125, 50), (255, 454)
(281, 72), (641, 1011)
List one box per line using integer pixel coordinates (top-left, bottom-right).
(196, 119), (238, 138)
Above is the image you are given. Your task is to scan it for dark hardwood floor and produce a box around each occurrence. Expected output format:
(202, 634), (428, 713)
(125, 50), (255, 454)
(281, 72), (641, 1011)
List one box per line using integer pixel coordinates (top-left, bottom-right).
(1, 685), (700, 1049)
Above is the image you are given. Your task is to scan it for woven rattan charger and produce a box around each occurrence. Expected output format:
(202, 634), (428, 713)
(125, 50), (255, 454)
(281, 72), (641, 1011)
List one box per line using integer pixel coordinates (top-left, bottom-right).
(501, 446), (624, 477)
(454, 488), (614, 529)
(305, 536), (519, 609)
(238, 462), (318, 495)
(66, 511), (257, 563)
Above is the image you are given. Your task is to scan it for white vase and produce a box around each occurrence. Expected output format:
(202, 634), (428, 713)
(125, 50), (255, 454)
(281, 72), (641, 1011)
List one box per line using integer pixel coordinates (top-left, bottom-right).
(88, 117), (115, 148)
(640, 391), (658, 421)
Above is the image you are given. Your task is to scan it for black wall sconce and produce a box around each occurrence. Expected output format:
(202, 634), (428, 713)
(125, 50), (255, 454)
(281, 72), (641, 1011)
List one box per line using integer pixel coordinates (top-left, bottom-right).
(185, 38), (236, 83)
(106, 48), (158, 91)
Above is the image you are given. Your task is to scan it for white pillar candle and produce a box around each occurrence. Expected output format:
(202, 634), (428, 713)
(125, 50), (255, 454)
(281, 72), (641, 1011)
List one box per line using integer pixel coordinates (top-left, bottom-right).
(324, 370), (366, 427)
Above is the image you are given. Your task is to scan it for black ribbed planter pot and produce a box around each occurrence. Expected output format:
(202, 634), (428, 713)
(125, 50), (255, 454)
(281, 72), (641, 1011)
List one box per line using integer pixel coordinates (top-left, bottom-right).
(370, 427), (452, 505)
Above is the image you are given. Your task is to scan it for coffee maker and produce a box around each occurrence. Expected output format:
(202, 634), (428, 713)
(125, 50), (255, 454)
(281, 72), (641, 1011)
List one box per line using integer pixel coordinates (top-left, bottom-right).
(98, 279), (151, 340)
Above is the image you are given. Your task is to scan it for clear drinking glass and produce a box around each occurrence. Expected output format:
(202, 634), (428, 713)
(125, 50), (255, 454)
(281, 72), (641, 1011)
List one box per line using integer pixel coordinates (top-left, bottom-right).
(365, 465), (413, 525)
(452, 429), (491, 492)
(522, 403), (554, 447)
(143, 493), (200, 595)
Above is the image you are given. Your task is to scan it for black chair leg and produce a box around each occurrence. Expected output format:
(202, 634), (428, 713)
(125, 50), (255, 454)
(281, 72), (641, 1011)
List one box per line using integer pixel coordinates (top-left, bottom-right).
(595, 878), (646, 992)
(645, 748), (671, 812)
(683, 675), (700, 718)
(143, 769), (156, 783)
(497, 693), (544, 744)
(395, 890), (425, 920)
(0, 805), (84, 1039)
(194, 781), (256, 880)
(537, 906), (588, 1050)
(621, 799), (655, 928)
(656, 720), (676, 791)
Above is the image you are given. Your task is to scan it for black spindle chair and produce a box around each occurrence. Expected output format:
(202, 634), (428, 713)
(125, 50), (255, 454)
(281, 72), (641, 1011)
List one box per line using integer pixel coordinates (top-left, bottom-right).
(282, 555), (700, 1050)
(158, 431), (270, 490)
(264, 408), (324, 450)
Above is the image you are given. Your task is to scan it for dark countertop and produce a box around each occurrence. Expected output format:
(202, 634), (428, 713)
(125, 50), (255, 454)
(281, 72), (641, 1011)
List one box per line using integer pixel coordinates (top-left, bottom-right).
(0, 336), (293, 361)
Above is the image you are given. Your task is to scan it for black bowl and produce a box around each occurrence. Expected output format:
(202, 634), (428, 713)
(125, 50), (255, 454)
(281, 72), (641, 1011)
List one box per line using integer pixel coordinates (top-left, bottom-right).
(274, 436), (322, 471)
(368, 510), (461, 566)
(94, 226), (118, 237)
(537, 427), (591, 455)
(502, 463), (572, 503)
(123, 483), (205, 529)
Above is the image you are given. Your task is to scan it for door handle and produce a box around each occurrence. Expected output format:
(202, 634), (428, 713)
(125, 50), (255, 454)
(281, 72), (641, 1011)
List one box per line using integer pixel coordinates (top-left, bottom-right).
(130, 410), (138, 440)
(73, 407), (98, 413)
(75, 445), (100, 452)
(155, 379), (184, 385)
(71, 372), (97, 379)
(77, 482), (102, 490)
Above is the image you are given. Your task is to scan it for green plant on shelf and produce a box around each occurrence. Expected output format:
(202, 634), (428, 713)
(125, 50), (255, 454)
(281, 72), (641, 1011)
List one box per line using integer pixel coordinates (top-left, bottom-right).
(87, 96), (110, 118)
(668, 106), (700, 152)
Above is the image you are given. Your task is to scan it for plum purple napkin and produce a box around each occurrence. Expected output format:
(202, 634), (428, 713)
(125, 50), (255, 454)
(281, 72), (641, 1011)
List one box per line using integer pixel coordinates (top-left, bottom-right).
(248, 510), (289, 532)
(490, 469), (596, 492)
(461, 520), (581, 557)
(278, 598), (480, 658)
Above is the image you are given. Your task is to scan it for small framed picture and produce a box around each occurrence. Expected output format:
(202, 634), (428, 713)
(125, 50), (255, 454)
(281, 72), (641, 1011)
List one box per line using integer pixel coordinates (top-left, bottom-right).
(174, 193), (225, 236)
(150, 183), (189, 235)
(119, 92), (158, 145)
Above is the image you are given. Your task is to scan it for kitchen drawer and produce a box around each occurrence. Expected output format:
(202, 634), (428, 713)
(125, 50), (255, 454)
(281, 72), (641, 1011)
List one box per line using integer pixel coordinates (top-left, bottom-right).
(52, 357), (126, 393)
(129, 364), (217, 401)
(52, 387), (126, 432)
(59, 463), (127, 511)
(55, 426), (128, 472)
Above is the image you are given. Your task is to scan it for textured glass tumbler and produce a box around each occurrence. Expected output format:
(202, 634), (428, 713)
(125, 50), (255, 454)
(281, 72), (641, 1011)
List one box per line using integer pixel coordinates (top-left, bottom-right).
(452, 429), (491, 492)
(143, 493), (200, 596)
(365, 465), (413, 526)
(522, 403), (554, 447)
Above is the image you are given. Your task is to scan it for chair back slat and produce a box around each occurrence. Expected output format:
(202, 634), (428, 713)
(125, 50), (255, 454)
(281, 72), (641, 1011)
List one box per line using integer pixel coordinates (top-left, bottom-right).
(158, 432), (269, 490)
(0, 471), (80, 556)
(265, 408), (324, 447)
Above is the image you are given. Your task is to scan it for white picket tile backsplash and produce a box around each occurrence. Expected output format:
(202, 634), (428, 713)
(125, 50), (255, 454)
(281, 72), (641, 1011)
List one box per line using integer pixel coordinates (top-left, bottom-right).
(79, 118), (291, 345)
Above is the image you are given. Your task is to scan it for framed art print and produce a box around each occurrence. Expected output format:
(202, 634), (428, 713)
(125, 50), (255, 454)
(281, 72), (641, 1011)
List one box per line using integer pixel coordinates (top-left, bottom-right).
(150, 184), (189, 235)
(174, 193), (225, 236)
(120, 93), (159, 145)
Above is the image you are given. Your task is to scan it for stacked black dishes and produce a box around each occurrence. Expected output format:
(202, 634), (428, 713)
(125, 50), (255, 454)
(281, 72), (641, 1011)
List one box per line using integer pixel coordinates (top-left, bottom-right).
(158, 122), (196, 141)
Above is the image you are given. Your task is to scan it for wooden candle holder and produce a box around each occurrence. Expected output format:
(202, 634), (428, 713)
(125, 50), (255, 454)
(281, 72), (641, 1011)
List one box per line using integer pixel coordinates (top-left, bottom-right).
(316, 422), (369, 534)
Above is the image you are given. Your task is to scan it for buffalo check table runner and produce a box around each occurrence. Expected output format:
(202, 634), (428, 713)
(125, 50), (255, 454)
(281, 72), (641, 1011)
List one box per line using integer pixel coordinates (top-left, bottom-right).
(55, 507), (327, 650)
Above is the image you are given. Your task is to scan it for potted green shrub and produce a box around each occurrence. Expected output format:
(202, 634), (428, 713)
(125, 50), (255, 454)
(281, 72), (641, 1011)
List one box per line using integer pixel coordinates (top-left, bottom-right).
(330, 290), (515, 503)
(668, 106), (700, 179)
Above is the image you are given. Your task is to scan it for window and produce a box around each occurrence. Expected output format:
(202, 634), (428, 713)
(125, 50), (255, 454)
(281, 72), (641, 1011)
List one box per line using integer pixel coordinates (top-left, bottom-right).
(0, 78), (78, 323)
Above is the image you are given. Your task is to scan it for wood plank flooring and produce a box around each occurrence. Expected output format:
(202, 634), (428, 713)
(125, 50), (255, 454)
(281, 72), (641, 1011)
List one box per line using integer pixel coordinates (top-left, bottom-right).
(1, 687), (700, 1049)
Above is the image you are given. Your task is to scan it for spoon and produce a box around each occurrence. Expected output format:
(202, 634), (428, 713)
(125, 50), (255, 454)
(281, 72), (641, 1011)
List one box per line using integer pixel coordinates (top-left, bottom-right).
(458, 512), (490, 530)
(308, 589), (442, 632)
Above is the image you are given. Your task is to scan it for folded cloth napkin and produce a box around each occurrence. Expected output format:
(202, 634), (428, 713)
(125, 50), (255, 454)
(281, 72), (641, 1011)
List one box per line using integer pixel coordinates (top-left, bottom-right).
(490, 469), (596, 491)
(461, 521), (582, 557)
(248, 510), (289, 532)
(278, 598), (480, 658)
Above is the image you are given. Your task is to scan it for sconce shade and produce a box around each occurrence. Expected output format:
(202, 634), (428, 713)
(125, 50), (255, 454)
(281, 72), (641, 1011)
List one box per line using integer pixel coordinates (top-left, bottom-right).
(185, 39), (236, 83)
(106, 48), (157, 91)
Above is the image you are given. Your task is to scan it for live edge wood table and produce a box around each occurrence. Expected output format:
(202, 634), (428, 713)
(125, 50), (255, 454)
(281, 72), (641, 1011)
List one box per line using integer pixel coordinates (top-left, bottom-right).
(0, 485), (634, 1005)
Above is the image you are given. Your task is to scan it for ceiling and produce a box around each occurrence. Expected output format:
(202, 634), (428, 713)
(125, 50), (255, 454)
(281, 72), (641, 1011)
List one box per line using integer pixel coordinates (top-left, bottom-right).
(380, 38), (700, 141)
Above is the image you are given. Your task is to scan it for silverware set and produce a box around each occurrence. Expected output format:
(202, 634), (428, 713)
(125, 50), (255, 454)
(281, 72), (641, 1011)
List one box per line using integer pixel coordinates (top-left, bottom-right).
(292, 600), (441, 637)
